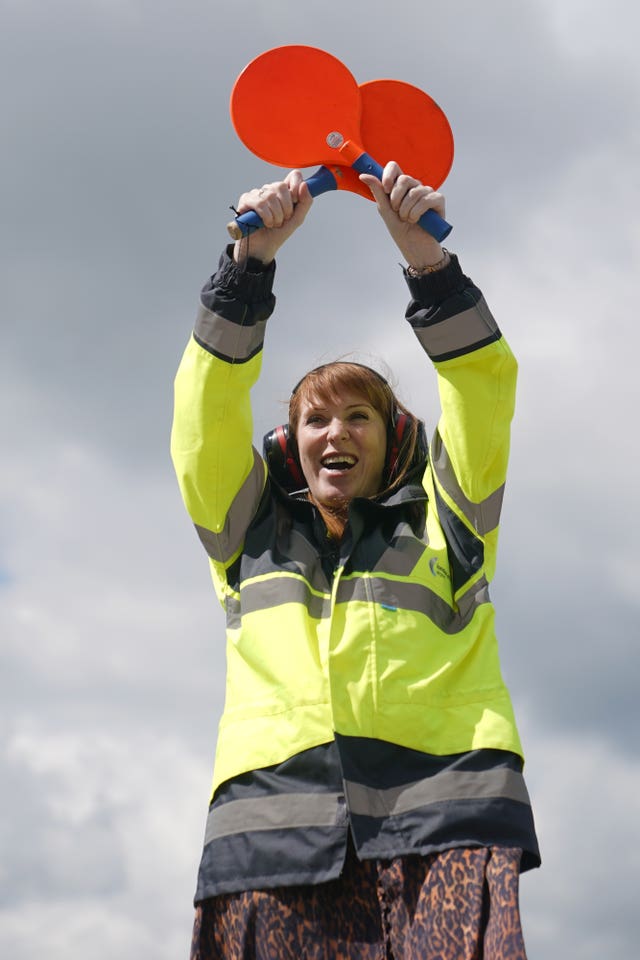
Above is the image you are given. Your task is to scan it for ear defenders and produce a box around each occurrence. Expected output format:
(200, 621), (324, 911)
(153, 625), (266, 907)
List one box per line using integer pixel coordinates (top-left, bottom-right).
(262, 364), (428, 494)
(262, 422), (307, 493)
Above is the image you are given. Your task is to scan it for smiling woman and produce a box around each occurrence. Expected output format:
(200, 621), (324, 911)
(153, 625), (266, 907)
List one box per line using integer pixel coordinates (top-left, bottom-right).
(291, 366), (409, 536)
(171, 163), (540, 959)
(298, 391), (386, 501)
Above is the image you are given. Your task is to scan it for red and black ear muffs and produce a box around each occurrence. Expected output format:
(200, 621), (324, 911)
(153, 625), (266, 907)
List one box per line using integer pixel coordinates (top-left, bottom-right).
(262, 413), (428, 495)
(262, 423), (306, 493)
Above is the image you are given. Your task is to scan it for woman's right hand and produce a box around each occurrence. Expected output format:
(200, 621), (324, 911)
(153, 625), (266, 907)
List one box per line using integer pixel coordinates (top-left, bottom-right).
(359, 161), (446, 271)
(232, 169), (313, 265)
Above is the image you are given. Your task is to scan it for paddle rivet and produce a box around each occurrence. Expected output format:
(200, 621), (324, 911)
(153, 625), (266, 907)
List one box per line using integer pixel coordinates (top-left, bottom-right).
(326, 131), (344, 149)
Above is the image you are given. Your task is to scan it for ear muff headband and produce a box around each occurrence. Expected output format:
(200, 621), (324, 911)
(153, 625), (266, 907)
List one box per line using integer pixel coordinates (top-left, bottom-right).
(387, 411), (407, 480)
(290, 362), (390, 396)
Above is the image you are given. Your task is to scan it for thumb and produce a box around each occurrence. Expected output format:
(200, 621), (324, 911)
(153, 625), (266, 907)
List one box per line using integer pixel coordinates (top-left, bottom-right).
(291, 180), (314, 226)
(359, 173), (386, 206)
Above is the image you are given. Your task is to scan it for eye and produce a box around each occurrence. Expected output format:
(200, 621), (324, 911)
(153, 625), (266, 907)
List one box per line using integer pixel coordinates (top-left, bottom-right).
(305, 414), (325, 426)
(349, 410), (369, 421)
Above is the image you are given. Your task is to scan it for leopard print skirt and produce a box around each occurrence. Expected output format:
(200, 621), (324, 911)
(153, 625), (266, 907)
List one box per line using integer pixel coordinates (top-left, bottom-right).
(190, 844), (527, 959)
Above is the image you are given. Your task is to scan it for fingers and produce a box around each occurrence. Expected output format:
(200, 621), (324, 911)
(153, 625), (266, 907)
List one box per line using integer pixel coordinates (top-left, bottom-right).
(236, 171), (312, 229)
(283, 168), (305, 195)
(360, 162), (445, 223)
(232, 171), (313, 265)
(379, 159), (404, 194)
(238, 180), (294, 229)
(391, 179), (445, 224)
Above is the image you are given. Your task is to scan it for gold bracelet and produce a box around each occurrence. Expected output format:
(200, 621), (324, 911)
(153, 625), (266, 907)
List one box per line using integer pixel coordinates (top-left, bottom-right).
(406, 249), (450, 277)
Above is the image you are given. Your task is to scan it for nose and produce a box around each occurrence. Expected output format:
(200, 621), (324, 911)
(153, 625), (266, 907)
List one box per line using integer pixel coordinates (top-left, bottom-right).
(327, 417), (348, 442)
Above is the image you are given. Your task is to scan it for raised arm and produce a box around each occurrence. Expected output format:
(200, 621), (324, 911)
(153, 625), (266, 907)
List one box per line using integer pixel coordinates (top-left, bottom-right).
(362, 162), (516, 581)
(405, 256), (516, 581)
(170, 173), (313, 597)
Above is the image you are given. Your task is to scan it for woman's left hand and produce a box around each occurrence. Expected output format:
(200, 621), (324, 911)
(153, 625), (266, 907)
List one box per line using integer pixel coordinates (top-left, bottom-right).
(360, 162), (446, 271)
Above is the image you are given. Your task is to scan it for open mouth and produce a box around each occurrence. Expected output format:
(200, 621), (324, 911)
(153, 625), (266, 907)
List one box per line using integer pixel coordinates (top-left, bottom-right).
(321, 454), (357, 472)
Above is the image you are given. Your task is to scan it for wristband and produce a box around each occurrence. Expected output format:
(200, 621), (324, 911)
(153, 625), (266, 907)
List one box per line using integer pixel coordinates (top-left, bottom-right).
(406, 249), (450, 277)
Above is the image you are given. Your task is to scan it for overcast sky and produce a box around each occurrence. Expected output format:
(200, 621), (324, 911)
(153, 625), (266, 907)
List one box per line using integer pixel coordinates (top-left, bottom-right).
(1, 1), (639, 957)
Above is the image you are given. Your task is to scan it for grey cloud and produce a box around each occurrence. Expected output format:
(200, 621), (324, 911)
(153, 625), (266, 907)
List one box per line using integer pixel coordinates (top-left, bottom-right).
(2, 1), (640, 958)
(0, 776), (127, 905)
(3, 0), (638, 468)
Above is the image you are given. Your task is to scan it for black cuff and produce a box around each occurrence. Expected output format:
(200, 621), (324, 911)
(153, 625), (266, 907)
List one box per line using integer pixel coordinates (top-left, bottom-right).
(202, 246), (276, 306)
(402, 252), (468, 307)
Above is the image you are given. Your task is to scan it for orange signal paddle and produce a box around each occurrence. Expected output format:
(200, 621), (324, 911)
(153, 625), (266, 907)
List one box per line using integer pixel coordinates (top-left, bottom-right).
(357, 79), (453, 197)
(227, 46), (453, 241)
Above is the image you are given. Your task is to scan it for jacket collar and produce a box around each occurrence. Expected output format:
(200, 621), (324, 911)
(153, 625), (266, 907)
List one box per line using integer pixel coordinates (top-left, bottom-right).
(273, 465), (428, 524)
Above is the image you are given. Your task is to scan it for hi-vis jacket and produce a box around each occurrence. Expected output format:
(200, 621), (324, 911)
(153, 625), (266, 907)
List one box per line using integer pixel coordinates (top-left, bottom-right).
(171, 248), (540, 900)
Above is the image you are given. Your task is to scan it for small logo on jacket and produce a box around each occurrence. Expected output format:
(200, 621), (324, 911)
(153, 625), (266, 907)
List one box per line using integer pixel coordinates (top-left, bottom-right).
(429, 557), (448, 579)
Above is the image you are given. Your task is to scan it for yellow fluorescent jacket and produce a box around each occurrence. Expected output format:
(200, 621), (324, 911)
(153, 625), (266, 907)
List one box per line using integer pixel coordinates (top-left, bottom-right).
(171, 253), (523, 798)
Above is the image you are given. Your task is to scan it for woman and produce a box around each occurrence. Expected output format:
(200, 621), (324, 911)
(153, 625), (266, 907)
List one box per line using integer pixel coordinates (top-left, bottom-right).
(171, 164), (540, 959)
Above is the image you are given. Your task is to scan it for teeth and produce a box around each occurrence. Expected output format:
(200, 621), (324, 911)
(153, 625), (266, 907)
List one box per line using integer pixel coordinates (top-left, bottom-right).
(322, 455), (356, 468)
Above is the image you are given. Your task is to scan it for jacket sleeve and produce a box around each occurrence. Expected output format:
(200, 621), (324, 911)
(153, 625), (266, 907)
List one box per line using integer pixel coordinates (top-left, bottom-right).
(170, 247), (276, 602)
(404, 253), (517, 585)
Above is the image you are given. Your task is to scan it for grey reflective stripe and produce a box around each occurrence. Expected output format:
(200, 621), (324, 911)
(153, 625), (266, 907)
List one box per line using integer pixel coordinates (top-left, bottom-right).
(225, 594), (238, 629)
(194, 448), (266, 563)
(205, 793), (343, 843)
(236, 576), (330, 620)
(336, 576), (481, 634)
(345, 768), (530, 820)
(457, 576), (490, 621)
(432, 432), (505, 535)
(412, 297), (498, 361)
(369, 526), (428, 577)
(227, 574), (485, 632)
(194, 304), (267, 362)
(226, 580), (326, 628)
(221, 528), (330, 599)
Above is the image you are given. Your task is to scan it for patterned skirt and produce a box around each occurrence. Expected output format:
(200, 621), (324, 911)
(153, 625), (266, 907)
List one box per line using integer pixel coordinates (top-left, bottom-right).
(190, 842), (527, 959)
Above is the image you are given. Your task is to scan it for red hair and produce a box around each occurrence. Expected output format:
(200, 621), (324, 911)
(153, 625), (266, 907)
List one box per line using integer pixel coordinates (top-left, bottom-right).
(288, 362), (422, 539)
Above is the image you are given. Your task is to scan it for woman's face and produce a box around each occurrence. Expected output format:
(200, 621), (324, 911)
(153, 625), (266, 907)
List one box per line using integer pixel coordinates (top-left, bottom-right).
(295, 390), (387, 506)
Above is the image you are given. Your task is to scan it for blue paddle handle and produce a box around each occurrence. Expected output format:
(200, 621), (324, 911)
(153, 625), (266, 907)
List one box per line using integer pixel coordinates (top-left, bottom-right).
(227, 166), (339, 239)
(351, 152), (452, 242)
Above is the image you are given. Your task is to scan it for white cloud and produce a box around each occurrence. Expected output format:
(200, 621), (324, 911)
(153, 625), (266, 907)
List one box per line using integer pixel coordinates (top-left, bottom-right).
(521, 731), (640, 958)
(0, 721), (210, 958)
(0, 903), (166, 960)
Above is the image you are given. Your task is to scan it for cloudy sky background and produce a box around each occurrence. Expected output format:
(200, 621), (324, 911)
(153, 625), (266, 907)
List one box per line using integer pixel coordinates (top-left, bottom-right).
(2, 0), (639, 956)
